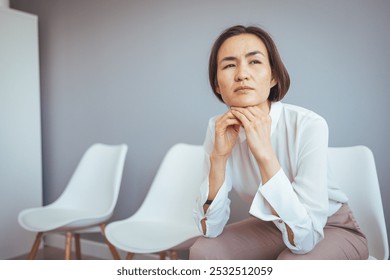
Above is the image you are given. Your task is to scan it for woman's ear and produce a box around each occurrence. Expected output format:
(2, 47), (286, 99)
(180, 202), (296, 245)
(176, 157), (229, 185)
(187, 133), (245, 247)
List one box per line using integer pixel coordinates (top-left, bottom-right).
(270, 77), (277, 88)
(215, 82), (221, 95)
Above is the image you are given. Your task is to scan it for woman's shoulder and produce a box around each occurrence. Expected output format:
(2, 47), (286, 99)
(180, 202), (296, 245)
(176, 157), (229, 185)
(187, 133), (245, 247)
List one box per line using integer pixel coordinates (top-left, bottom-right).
(281, 102), (327, 123)
(279, 102), (328, 134)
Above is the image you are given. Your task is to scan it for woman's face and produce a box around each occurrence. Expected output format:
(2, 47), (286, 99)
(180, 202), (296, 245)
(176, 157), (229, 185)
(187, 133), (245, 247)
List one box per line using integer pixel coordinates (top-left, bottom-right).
(216, 33), (276, 110)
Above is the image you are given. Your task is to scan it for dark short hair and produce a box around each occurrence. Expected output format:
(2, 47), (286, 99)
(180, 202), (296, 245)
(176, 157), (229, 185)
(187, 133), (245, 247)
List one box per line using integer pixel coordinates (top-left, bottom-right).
(209, 25), (290, 103)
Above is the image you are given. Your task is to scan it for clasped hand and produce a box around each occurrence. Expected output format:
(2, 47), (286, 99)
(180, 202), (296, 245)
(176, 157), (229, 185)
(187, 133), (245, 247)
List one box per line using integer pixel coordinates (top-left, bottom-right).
(213, 106), (273, 163)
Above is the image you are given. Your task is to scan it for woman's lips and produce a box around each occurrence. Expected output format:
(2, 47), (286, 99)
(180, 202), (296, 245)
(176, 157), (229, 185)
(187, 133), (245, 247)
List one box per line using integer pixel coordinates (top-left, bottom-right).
(234, 86), (254, 92)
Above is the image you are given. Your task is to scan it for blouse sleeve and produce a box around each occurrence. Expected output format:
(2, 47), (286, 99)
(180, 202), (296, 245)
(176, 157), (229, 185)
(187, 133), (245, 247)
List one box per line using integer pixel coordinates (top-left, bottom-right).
(193, 117), (232, 237)
(249, 115), (329, 254)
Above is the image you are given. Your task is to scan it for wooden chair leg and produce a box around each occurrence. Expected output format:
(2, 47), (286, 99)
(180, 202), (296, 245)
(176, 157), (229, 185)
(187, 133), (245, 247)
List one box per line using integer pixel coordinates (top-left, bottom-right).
(159, 251), (166, 260)
(100, 224), (121, 260)
(74, 233), (81, 260)
(170, 250), (178, 260)
(64, 232), (73, 260)
(27, 232), (43, 260)
(126, 252), (135, 260)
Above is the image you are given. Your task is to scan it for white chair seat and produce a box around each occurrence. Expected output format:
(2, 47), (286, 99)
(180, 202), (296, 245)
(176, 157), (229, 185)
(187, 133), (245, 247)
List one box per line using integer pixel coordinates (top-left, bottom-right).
(328, 146), (389, 260)
(19, 207), (104, 232)
(105, 143), (203, 259)
(106, 220), (201, 253)
(18, 143), (128, 259)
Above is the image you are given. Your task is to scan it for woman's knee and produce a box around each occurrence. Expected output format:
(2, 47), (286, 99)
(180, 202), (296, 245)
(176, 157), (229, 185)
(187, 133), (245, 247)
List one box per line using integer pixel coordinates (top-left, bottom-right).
(189, 237), (212, 260)
(277, 248), (309, 260)
(189, 236), (230, 260)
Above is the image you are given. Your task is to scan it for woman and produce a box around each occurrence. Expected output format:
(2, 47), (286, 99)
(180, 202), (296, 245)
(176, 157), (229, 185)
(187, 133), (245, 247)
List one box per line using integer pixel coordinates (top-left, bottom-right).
(191, 25), (368, 259)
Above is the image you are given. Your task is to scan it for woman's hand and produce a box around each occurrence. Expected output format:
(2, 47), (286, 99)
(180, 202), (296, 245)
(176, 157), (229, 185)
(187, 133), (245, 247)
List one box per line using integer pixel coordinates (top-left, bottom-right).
(230, 106), (280, 183)
(212, 110), (241, 160)
(230, 106), (272, 160)
(206, 110), (241, 203)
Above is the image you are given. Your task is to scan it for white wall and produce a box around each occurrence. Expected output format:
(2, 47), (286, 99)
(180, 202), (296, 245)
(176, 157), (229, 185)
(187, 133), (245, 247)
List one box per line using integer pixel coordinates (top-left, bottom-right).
(10, 0), (390, 250)
(0, 7), (42, 259)
(0, 0), (10, 8)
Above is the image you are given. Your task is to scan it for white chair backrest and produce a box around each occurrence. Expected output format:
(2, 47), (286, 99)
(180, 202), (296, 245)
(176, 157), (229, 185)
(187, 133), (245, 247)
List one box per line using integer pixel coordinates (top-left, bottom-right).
(53, 143), (128, 215)
(328, 146), (389, 259)
(132, 143), (204, 223)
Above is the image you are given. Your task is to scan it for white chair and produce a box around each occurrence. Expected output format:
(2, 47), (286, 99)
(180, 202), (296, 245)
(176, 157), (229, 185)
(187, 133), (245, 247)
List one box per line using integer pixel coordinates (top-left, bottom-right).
(18, 143), (128, 259)
(328, 146), (389, 260)
(105, 143), (203, 260)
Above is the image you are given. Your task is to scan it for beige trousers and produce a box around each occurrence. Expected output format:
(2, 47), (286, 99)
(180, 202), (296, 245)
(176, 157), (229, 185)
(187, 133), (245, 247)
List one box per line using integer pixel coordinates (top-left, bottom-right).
(190, 204), (369, 260)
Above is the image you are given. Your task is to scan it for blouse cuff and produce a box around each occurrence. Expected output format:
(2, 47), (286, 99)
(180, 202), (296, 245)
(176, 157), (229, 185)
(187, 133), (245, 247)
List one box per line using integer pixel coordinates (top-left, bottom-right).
(260, 168), (308, 224)
(249, 169), (308, 227)
(194, 177), (231, 237)
(201, 178), (230, 214)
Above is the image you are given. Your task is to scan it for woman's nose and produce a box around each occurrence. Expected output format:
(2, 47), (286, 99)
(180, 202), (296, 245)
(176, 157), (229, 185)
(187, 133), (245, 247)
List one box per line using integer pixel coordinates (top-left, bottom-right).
(234, 65), (249, 81)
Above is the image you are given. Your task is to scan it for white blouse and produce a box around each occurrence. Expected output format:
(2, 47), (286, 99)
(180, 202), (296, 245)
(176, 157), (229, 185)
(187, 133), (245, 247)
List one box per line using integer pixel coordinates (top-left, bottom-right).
(193, 101), (348, 254)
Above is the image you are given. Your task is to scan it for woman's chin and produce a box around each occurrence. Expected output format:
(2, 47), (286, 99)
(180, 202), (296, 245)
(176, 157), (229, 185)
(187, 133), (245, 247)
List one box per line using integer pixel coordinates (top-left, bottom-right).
(229, 101), (260, 108)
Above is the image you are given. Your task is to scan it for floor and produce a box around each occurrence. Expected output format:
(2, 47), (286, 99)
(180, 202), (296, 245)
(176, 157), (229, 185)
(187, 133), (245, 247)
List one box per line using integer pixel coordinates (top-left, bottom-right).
(10, 246), (175, 260)
(10, 246), (103, 260)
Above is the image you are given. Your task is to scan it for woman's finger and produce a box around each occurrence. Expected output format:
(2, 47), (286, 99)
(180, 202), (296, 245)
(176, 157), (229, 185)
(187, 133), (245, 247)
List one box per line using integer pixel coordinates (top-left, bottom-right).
(231, 107), (255, 121)
(230, 109), (250, 128)
(216, 112), (241, 129)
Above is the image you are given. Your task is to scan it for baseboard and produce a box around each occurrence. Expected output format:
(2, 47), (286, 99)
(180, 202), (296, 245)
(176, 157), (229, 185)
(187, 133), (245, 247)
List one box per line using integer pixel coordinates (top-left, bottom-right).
(44, 233), (159, 260)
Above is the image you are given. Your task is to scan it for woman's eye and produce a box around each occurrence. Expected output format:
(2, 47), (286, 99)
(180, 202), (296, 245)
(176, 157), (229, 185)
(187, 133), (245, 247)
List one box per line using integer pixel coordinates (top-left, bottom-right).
(250, 60), (261, 64)
(222, 64), (235, 69)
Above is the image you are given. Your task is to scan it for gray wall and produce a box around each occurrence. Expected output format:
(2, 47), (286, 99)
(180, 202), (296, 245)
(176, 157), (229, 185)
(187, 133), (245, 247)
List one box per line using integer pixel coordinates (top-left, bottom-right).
(11, 0), (390, 248)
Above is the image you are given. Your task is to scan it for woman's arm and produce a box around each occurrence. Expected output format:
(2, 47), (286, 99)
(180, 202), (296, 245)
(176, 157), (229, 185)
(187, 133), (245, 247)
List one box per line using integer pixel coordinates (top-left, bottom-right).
(194, 112), (240, 236)
(200, 154), (228, 233)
